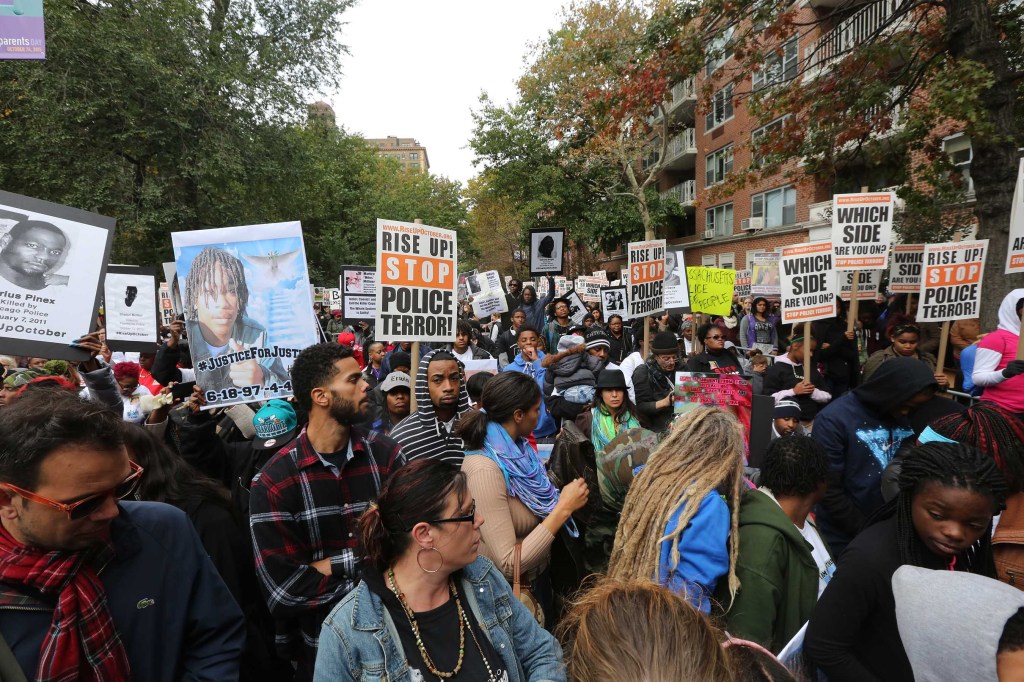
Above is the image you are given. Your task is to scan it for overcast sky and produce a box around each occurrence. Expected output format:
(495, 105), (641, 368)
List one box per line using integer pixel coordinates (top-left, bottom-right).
(328, 0), (571, 187)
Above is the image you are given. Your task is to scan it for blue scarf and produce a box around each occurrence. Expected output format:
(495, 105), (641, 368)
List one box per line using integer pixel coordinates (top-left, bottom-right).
(474, 421), (579, 537)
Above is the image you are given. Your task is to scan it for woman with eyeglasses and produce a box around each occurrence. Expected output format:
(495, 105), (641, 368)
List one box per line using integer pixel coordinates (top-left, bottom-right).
(313, 459), (565, 682)
(862, 318), (947, 388)
(686, 323), (745, 375)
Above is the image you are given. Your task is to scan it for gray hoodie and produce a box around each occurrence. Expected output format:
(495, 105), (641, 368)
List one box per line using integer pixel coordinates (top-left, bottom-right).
(893, 565), (1024, 681)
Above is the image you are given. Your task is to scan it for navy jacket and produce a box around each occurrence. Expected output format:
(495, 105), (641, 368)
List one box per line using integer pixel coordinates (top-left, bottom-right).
(0, 502), (245, 681)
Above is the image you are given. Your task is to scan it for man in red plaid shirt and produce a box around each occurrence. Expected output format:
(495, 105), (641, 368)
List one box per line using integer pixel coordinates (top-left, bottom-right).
(250, 343), (404, 681)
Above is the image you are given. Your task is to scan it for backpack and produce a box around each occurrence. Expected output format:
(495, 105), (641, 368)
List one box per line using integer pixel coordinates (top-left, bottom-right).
(994, 491), (1024, 589)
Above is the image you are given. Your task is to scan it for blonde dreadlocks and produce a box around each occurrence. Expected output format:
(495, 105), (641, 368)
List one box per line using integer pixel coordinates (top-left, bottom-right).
(607, 407), (745, 601)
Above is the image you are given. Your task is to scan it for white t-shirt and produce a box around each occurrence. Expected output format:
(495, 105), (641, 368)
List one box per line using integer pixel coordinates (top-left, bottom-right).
(122, 385), (151, 424)
(451, 347), (475, 364)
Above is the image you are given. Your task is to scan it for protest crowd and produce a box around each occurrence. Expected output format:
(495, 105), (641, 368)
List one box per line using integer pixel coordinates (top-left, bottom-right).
(0, 194), (1023, 682)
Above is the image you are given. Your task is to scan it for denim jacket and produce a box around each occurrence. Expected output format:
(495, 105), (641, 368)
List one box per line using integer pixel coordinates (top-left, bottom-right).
(313, 556), (566, 681)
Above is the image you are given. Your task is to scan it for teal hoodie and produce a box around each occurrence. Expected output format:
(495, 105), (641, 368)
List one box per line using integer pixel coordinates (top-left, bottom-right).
(718, 488), (831, 653)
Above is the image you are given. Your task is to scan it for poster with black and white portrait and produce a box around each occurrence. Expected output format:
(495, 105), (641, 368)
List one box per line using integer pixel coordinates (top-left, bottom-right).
(0, 190), (115, 360)
(103, 265), (159, 352)
(530, 228), (565, 276)
(601, 285), (631, 321)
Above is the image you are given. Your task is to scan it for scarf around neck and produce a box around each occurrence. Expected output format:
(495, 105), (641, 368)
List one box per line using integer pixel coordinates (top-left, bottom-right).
(476, 421), (578, 537)
(0, 526), (130, 682)
(591, 406), (640, 454)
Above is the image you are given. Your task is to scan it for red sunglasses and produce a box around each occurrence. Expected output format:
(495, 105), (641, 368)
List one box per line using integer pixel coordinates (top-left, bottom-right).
(3, 461), (144, 520)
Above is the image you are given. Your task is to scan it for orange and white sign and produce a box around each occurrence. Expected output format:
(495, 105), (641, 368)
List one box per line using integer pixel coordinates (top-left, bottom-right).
(889, 244), (925, 293)
(1006, 159), (1024, 274)
(628, 239), (666, 317)
(918, 240), (988, 322)
(375, 219), (457, 342)
(780, 241), (836, 324)
(831, 192), (895, 270)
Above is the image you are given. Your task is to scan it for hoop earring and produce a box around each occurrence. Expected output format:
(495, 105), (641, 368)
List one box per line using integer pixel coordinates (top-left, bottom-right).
(416, 547), (444, 574)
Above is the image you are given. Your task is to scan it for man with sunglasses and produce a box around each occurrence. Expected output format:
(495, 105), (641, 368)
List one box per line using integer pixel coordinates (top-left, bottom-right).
(0, 390), (245, 681)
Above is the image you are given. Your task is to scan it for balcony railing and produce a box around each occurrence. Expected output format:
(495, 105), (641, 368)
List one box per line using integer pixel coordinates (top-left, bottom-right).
(660, 180), (697, 206)
(663, 128), (697, 167)
(651, 76), (697, 122)
(804, 0), (909, 73)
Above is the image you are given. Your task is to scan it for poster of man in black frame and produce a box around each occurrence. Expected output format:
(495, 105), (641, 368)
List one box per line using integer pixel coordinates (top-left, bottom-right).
(103, 265), (160, 352)
(340, 265), (376, 324)
(529, 227), (565, 277)
(0, 190), (115, 361)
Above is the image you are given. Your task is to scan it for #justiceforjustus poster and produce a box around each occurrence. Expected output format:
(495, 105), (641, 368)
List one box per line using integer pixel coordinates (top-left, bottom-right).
(171, 221), (319, 409)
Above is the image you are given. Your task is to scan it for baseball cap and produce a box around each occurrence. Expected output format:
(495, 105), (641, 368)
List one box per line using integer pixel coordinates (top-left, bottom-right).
(380, 373), (411, 394)
(252, 399), (298, 451)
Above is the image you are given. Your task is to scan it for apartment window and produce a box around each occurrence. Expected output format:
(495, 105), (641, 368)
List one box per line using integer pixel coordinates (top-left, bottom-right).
(706, 203), (734, 237)
(752, 38), (798, 91)
(751, 186), (797, 228)
(705, 25), (735, 76)
(942, 134), (974, 196)
(705, 145), (734, 187)
(702, 255), (718, 267)
(718, 252), (736, 270)
(705, 84), (734, 131)
(751, 115), (792, 167)
(410, 152), (418, 159)
(643, 139), (661, 171)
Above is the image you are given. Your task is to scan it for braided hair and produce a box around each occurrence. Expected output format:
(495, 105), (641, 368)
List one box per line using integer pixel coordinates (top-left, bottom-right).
(892, 442), (1007, 576)
(608, 407), (745, 601)
(183, 247), (248, 320)
(932, 403), (1024, 493)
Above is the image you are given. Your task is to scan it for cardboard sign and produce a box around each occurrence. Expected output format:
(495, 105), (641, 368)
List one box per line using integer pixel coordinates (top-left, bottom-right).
(780, 241), (837, 324)
(529, 228), (565, 276)
(341, 266), (377, 323)
(600, 285), (630, 321)
(0, 190), (115, 361)
(889, 244), (925, 293)
(734, 269), (752, 299)
(159, 283), (174, 326)
(376, 218), (457, 342)
(838, 269), (882, 301)
(172, 221), (319, 408)
(1007, 158), (1024, 274)
(104, 265), (159, 352)
(917, 240), (989, 322)
(327, 288), (342, 309)
(0, 0), (44, 60)
(686, 267), (736, 315)
(665, 245), (691, 313)
(628, 239), (666, 317)
(750, 251), (781, 296)
(831, 192), (895, 270)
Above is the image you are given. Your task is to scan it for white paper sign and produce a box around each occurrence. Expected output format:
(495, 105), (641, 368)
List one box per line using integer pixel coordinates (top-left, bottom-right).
(1007, 158), (1024, 274)
(104, 266), (159, 351)
(837, 269), (882, 301)
(780, 241), (837, 324)
(831, 192), (895, 270)
(889, 244), (925, 293)
(918, 240), (989, 322)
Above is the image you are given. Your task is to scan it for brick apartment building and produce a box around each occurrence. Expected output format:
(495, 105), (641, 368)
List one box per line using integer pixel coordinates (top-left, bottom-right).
(598, 0), (975, 278)
(366, 136), (431, 174)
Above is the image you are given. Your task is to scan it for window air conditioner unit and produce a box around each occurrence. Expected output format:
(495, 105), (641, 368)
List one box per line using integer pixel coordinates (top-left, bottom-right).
(703, 229), (715, 240)
(743, 217), (765, 231)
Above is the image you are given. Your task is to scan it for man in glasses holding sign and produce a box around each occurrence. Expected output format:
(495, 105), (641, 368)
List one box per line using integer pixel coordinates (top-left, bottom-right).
(0, 390), (244, 680)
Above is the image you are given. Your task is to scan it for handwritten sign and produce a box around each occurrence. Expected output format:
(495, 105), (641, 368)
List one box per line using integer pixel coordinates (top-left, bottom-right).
(686, 267), (736, 315)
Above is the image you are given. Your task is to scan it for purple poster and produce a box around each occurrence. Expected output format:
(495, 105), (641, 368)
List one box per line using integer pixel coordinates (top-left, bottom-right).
(0, 0), (45, 60)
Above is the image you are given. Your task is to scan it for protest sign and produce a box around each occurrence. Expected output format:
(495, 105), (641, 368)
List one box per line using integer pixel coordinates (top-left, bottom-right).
(575, 276), (604, 302)
(734, 269), (752, 299)
(831, 192), (895, 270)
(457, 270), (476, 300)
(313, 287), (325, 305)
(162, 261), (183, 320)
(340, 266), (376, 323)
(686, 267), (735, 315)
(172, 221), (318, 408)
(601, 285), (629, 321)
(889, 244), (925, 293)
(376, 218), (457, 342)
(472, 291), (508, 317)
(103, 265), (158, 352)
(917, 240), (989, 322)
(1007, 158), (1024, 274)
(838, 269), (882, 301)
(533, 278), (547, 296)
(673, 372), (758, 458)
(467, 270), (503, 296)
(327, 288), (342, 310)
(779, 241), (837, 324)
(529, 228), (565, 276)
(628, 239), (665, 317)
(0, 0), (44, 60)
(462, 358), (499, 380)
(750, 251), (781, 296)
(0, 190), (115, 360)
(555, 276), (571, 296)
(563, 289), (589, 325)
(592, 270), (608, 281)
(619, 268), (629, 285)
(159, 283), (174, 326)
(665, 245), (691, 313)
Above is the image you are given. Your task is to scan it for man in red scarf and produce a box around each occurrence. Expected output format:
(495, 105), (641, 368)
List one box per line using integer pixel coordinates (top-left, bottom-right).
(0, 389), (244, 681)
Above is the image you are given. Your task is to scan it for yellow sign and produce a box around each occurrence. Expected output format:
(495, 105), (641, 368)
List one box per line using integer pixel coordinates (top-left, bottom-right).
(687, 267), (736, 315)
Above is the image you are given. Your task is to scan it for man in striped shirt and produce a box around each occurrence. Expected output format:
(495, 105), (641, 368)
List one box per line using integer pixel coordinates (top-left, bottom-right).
(249, 343), (404, 681)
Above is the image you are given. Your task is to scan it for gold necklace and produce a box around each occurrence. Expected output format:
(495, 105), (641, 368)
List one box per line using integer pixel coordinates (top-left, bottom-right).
(463, 604), (498, 682)
(387, 569), (466, 679)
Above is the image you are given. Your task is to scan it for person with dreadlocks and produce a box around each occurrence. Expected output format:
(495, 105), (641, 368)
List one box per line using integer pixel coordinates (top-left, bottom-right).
(607, 407), (745, 615)
(804, 442), (1008, 682)
(183, 246), (287, 390)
